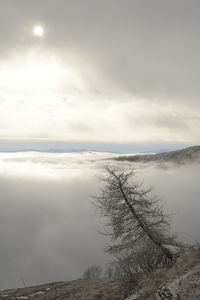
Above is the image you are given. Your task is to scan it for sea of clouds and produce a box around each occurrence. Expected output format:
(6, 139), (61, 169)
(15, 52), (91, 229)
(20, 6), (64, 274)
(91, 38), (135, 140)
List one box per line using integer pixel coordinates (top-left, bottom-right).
(0, 151), (199, 290)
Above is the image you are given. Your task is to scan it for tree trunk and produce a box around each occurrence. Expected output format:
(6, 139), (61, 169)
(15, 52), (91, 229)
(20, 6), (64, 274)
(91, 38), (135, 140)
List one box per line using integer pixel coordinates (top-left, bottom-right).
(119, 184), (173, 261)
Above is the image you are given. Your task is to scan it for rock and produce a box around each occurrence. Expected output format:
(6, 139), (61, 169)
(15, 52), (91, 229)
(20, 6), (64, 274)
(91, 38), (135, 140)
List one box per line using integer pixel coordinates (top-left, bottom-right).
(156, 285), (180, 299)
(156, 263), (200, 300)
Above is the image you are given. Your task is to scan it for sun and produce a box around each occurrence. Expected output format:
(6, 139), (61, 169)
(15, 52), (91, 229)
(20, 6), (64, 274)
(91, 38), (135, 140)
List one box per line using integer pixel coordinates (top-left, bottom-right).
(33, 25), (44, 37)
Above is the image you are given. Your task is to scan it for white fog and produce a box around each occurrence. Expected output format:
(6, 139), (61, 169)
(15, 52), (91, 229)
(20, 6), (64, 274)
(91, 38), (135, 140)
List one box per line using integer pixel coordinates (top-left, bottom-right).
(0, 151), (199, 290)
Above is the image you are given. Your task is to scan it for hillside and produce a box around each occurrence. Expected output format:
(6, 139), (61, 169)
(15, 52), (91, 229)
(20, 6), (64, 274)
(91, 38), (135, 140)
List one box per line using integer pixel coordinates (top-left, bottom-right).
(0, 278), (126, 300)
(126, 247), (200, 300)
(112, 145), (200, 164)
(1, 249), (199, 300)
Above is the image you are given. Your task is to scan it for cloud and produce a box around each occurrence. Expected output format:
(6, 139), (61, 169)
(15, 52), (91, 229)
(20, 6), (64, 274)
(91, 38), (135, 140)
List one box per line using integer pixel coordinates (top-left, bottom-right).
(0, 152), (200, 290)
(0, 152), (113, 289)
(1, 0), (200, 102)
(137, 161), (200, 243)
(0, 0), (200, 143)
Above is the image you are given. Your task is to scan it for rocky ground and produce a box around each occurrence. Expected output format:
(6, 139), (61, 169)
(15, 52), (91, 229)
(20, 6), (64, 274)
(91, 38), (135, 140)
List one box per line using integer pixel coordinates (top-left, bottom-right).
(126, 248), (200, 300)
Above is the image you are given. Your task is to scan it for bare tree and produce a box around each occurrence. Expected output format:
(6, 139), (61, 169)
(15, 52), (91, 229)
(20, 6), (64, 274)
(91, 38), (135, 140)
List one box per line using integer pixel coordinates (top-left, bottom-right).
(112, 239), (172, 283)
(94, 168), (179, 274)
(83, 265), (102, 279)
(104, 264), (116, 278)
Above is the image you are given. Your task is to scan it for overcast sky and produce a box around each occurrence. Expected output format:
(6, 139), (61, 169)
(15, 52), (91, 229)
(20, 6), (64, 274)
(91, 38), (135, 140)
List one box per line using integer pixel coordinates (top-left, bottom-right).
(0, 0), (199, 151)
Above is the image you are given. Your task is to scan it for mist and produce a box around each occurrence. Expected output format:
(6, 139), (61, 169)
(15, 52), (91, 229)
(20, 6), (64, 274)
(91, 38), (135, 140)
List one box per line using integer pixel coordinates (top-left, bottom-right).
(0, 152), (199, 290)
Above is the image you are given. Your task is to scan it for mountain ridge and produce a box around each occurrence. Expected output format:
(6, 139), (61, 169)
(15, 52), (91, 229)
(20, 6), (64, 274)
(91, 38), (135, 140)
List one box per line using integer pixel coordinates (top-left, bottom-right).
(111, 145), (200, 164)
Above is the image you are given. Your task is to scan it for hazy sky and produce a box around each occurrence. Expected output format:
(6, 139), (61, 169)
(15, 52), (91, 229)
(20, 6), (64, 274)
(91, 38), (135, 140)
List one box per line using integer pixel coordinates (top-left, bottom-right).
(0, 0), (200, 151)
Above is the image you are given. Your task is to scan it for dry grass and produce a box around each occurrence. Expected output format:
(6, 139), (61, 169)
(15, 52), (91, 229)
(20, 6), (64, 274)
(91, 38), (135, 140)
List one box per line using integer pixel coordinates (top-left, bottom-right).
(0, 278), (127, 300)
(127, 247), (200, 300)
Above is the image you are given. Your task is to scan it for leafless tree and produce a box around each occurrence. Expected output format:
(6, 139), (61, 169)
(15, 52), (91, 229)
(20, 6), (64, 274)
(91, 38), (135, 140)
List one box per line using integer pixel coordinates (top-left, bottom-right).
(112, 239), (173, 283)
(93, 168), (179, 277)
(83, 265), (102, 279)
(104, 264), (118, 278)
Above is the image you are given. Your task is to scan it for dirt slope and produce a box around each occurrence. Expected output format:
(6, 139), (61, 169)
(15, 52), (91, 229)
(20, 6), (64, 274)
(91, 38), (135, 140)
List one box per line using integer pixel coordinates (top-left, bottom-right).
(1, 249), (200, 300)
(0, 278), (126, 300)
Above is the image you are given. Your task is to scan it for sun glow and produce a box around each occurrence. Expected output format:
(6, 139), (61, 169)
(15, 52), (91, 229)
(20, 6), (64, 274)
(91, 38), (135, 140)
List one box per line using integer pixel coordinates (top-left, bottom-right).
(1, 61), (63, 91)
(0, 52), (84, 92)
(33, 25), (44, 37)
(0, 50), (88, 139)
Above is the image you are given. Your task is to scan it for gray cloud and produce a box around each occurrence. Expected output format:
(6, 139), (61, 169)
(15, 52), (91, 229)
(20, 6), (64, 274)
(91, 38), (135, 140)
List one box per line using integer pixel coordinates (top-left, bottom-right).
(137, 161), (200, 242)
(0, 174), (109, 290)
(1, 0), (200, 103)
(0, 0), (200, 143)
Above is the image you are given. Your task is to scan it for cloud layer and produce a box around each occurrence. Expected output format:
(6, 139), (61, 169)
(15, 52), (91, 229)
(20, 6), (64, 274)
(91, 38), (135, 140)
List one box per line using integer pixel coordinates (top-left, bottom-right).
(0, 152), (200, 290)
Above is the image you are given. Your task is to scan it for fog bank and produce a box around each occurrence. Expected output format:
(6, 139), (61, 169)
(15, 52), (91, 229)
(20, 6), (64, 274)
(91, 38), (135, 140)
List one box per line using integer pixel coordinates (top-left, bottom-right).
(0, 152), (199, 290)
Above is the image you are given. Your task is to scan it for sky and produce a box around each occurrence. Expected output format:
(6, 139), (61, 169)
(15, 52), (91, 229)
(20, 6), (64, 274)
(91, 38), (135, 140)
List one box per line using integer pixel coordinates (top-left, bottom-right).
(0, 0), (200, 152)
(0, 151), (200, 290)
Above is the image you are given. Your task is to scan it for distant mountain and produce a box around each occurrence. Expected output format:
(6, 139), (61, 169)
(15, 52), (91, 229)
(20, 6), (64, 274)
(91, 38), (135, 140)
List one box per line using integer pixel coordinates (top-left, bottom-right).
(112, 145), (200, 164)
